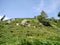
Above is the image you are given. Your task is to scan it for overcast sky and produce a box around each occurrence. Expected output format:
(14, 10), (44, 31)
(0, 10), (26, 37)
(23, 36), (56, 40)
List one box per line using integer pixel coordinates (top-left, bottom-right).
(0, 0), (60, 19)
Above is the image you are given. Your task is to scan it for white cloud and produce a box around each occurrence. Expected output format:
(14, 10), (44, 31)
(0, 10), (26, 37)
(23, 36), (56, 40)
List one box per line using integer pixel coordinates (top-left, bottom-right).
(0, 16), (9, 20)
(34, 0), (60, 13)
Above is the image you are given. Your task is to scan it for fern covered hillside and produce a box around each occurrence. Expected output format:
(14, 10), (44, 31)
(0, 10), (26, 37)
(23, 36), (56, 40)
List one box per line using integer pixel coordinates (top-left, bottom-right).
(0, 11), (60, 45)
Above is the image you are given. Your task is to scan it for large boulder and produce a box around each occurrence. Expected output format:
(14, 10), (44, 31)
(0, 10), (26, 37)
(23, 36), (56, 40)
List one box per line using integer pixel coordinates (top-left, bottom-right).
(11, 18), (16, 21)
(7, 20), (11, 24)
(21, 19), (29, 25)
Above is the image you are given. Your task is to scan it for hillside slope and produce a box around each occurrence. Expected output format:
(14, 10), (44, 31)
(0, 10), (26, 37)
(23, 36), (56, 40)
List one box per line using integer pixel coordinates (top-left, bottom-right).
(0, 18), (60, 45)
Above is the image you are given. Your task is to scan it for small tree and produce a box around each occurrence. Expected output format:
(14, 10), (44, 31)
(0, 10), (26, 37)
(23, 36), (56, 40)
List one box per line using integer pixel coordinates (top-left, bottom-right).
(37, 10), (51, 26)
(0, 15), (5, 21)
(37, 10), (48, 22)
(40, 10), (47, 19)
(58, 12), (60, 18)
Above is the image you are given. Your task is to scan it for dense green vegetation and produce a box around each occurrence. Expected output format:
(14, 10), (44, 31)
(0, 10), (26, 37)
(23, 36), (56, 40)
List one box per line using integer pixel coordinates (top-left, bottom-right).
(0, 11), (60, 45)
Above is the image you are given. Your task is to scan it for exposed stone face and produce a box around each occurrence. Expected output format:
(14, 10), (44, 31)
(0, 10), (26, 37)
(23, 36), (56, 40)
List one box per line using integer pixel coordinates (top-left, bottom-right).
(21, 19), (28, 25)
(11, 18), (16, 21)
(27, 24), (31, 27)
(7, 20), (11, 24)
(33, 26), (37, 28)
(16, 23), (19, 26)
